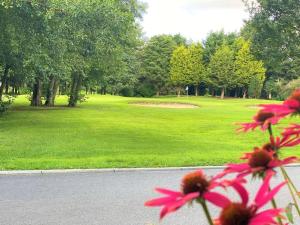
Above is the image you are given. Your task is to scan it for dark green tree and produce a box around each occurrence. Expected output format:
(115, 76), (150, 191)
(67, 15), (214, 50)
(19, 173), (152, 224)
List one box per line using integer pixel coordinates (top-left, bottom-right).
(141, 35), (177, 96)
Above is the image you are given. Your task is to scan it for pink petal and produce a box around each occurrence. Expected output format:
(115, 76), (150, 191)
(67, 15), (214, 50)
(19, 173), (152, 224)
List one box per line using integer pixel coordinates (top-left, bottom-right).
(203, 191), (231, 208)
(281, 157), (298, 165)
(256, 181), (287, 208)
(254, 173), (273, 205)
(183, 192), (200, 202)
(145, 196), (177, 207)
(231, 181), (249, 205)
(249, 209), (282, 225)
(155, 188), (182, 197)
(226, 163), (250, 172)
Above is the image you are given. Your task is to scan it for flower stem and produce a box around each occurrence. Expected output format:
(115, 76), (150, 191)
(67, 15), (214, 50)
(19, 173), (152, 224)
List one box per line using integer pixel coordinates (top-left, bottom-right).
(270, 195), (284, 225)
(268, 124), (273, 137)
(281, 166), (299, 194)
(280, 166), (300, 216)
(201, 200), (214, 225)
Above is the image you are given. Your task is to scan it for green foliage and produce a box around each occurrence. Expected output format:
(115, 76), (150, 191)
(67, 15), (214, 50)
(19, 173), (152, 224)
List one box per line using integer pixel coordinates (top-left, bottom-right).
(0, 95), (14, 115)
(170, 43), (206, 95)
(264, 78), (282, 99)
(134, 82), (156, 97)
(0, 0), (144, 106)
(208, 44), (236, 91)
(248, 75), (264, 98)
(170, 45), (190, 87)
(203, 31), (237, 64)
(244, 0), (300, 78)
(187, 43), (206, 86)
(234, 37), (266, 96)
(278, 78), (300, 100)
(140, 35), (177, 94)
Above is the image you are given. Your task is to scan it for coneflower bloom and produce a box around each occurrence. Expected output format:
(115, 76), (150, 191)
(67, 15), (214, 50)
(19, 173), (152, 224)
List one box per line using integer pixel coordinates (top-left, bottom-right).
(225, 148), (297, 178)
(238, 109), (281, 132)
(144, 170), (222, 219)
(259, 89), (300, 121)
(205, 173), (286, 225)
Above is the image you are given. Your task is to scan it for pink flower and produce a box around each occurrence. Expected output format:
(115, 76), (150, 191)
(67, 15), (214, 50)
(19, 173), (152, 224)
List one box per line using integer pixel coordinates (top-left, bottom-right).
(259, 89), (300, 122)
(225, 148), (297, 178)
(259, 104), (295, 119)
(282, 124), (300, 138)
(238, 110), (282, 132)
(269, 135), (300, 151)
(144, 170), (222, 219)
(283, 89), (300, 112)
(206, 173), (286, 225)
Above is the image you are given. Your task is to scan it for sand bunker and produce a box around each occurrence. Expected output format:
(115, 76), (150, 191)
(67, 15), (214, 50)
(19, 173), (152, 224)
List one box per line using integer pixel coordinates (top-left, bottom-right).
(247, 105), (261, 109)
(131, 102), (199, 109)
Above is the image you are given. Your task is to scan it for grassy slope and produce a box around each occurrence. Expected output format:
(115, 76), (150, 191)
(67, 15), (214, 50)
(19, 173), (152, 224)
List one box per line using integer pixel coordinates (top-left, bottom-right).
(0, 95), (298, 170)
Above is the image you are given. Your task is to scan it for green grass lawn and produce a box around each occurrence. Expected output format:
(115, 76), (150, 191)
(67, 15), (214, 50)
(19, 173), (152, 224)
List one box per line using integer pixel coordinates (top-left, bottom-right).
(0, 95), (299, 170)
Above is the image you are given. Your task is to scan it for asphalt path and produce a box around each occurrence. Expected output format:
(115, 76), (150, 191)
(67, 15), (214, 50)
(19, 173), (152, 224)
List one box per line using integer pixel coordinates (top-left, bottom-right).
(0, 167), (299, 225)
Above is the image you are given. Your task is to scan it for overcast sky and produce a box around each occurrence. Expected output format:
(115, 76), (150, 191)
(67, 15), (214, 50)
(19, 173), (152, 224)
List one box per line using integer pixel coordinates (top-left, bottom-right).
(140, 0), (249, 42)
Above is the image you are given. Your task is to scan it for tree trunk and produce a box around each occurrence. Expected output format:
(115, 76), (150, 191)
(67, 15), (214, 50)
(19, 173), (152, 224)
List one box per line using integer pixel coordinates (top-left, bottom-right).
(45, 77), (59, 107)
(243, 89), (247, 99)
(156, 91), (160, 97)
(68, 72), (82, 107)
(195, 85), (198, 96)
(221, 88), (225, 99)
(268, 92), (272, 100)
(5, 80), (9, 94)
(176, 87), (181, 97)
(31, 77), (42, 106)
(0, 65), (9, 101)
(14, 86), (18, 95)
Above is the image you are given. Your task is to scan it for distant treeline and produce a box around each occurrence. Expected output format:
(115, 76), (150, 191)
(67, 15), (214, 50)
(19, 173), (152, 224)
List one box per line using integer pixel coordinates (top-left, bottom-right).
(0, 0), (299, 107)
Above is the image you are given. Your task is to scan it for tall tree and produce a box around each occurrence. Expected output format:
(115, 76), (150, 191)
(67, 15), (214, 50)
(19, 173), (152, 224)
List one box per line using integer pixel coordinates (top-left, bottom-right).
(203, 31), (237, 64)
(186, 43), (206, 96)
(141, 35), (177, 96)
(234, 38), (266, 98)
(170, 46), (190, 96)
(244, 0), (300, 79)
(208, 45), (236, 99)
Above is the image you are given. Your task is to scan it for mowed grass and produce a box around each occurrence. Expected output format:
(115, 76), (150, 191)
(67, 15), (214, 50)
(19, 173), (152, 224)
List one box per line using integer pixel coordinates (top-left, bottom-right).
(0, 95), (299, 170)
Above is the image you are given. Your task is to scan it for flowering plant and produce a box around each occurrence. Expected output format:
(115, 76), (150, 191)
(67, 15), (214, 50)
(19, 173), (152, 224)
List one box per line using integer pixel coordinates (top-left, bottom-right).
(145, 89), (300, 225)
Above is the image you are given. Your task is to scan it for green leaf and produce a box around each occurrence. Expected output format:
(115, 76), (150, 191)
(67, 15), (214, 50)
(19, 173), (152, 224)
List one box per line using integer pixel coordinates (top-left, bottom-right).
(286, 203), (295, 224)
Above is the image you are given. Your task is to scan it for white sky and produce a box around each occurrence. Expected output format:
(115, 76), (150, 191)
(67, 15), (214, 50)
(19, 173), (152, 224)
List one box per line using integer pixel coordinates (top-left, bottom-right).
(140, 0), (249, 42)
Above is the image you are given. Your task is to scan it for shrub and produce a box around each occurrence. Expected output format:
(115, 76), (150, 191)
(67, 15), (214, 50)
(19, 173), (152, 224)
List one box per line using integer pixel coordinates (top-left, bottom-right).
(0, 95), (14, 115)
(134, 83), (156, 97)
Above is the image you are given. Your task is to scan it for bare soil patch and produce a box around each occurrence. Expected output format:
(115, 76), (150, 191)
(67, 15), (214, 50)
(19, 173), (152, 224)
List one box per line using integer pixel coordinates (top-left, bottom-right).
(131, 102), (199, 109)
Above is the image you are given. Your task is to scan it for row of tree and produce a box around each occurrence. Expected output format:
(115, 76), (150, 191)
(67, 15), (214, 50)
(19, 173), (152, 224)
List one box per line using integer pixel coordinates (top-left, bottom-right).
(0, 0), (144, 107)
(0, 0), (299, 105)
(169, 38), (266, 99)
(137, 0), (300, 99)
(137, 33), (266, 99)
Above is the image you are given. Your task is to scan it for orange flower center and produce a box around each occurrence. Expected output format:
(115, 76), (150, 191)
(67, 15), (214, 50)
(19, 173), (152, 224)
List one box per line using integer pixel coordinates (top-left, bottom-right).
(248, 150), (273, 168)
(255, 110), (274, 123)
(220, 203), (253, 225)
(181, 171), (210, 196)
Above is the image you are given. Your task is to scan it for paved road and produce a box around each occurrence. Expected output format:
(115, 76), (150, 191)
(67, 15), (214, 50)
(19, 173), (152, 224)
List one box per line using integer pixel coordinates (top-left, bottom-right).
(0, 167), (299, 225)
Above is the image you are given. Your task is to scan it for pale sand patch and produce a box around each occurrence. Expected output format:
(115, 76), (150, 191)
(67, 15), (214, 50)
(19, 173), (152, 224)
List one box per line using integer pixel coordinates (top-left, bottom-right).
(131, 102), (199, 109)
(247, 105), (261, 109)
